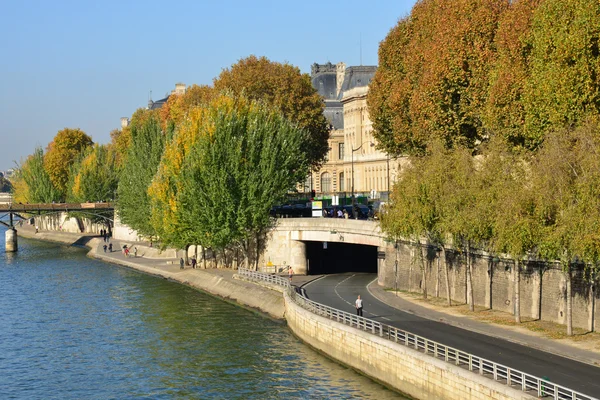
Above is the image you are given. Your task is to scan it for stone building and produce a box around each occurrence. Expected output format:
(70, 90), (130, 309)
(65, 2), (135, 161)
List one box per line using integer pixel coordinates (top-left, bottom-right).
(306, 62), (398, 203)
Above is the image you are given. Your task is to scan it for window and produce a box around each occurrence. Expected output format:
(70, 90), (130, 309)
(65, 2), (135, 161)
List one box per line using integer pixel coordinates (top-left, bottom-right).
(339, 172), (345, 192)
(339, 143), (345, 160)
(303, 175), (313, 193)
(321, 172), (331, 193)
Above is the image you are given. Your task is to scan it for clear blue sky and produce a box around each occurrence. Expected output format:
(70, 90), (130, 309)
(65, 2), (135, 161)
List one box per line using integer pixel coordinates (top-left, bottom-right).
(0, 0), (416, 172)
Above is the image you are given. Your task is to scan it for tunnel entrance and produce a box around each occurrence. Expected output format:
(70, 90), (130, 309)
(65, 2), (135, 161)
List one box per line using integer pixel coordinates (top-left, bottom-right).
(305, 241), (378, 275)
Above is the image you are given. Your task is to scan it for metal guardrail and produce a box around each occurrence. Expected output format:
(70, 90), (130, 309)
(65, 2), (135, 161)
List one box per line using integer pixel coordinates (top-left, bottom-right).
(238, 268), (290, 288)
(237, 268), (596, 400)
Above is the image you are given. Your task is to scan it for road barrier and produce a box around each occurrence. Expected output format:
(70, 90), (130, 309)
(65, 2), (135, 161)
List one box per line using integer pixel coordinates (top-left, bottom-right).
(237, 268), (596, 400)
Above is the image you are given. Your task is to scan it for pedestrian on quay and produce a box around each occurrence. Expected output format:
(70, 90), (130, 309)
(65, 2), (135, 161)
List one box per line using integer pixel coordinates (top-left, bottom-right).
(133, 247), (138, 258)
(180, 257), (185, 270)
(355, 295), (363, 317)
(288, 266), (294, 283)
(108, 242), (113, 252)
(103, 244), (107, 253)
(191, 256), (197, 269)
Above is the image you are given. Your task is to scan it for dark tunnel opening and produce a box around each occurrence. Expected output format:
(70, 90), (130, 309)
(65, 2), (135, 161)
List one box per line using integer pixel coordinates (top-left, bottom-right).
(305, 241), (378, 275)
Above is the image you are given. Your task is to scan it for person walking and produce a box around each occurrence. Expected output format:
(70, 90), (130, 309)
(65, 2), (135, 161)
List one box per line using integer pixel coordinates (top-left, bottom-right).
(133, 247), (138, 258)
(191, 256), (197, 269)
(103, 244), (107, 253)
(288, 266), (294, 283)
(108, 242), (113, 252)
(180, 257), (185, 270)
(355, 295), (363, 316)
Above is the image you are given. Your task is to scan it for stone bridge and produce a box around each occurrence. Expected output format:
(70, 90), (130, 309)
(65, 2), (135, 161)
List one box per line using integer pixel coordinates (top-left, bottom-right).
(261, 218), (395, 277)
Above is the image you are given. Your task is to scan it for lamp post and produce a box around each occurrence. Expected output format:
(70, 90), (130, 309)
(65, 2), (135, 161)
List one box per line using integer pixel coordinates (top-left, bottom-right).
(351, 141), (374, 207)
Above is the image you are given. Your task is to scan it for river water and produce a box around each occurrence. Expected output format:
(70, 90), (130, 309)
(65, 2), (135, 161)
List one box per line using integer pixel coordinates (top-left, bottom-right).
(0, 229), (404, 399)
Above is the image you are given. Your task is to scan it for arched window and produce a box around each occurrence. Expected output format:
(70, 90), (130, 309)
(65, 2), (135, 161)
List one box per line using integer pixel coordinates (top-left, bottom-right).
(339, 172), (345, 192)
(321, 172), (331, 193)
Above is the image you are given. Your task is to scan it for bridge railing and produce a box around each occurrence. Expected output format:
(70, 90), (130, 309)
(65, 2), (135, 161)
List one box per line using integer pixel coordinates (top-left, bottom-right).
(237, 268), (596, 400)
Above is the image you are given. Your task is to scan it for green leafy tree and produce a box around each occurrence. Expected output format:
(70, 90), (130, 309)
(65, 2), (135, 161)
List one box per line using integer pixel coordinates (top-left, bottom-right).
(213, 55), (329, 168)
(67, 144), (119, 203)
(12, 147), (60, 203)
(117, 109), (168, 238)
(44, 128), (93, 199)
(149, 94), (312, 267)
(486, 142), (541, 322)
(522, 0), (600, 147)
(381, 140), (449, 302)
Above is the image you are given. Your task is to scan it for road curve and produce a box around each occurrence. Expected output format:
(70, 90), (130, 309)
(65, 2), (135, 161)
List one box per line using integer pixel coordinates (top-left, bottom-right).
(303, 273), (600, 398)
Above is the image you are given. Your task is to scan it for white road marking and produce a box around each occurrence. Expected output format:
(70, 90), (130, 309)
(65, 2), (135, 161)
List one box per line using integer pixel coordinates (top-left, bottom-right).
(334, 274), (356, 307)
(301, 275), (327, 289)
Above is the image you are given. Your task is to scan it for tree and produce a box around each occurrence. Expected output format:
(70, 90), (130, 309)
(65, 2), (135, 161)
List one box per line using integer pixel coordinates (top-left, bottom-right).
(149, 94), (312, 266)
(487, 141), (541, 322)
(159, 84), (215, 130)
(12, 147), (60, 204)
(117, 109), (168, 238)
(368, 0), (508, 155)
(440, 146), (493, 312)
(68, 144), (119, 203)
(485, 0), (542, 150)
(381, 140), (449, 302)
(213, 55), (329, 168)
(44, 128), (93, 199)
(522, 0), (600, 146)
(0, 175), (12, 192)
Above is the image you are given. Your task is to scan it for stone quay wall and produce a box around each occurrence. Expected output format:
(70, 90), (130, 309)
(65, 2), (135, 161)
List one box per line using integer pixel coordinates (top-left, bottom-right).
(283, 290), (535, 400)
(378, 241), (600, 331)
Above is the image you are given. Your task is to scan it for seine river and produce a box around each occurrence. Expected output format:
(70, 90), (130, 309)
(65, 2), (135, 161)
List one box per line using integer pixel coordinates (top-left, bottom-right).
(0, 229), (404, 399)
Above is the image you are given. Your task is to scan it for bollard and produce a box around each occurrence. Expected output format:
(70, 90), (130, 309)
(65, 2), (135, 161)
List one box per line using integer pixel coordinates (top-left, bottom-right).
(5, 228), (18, 252)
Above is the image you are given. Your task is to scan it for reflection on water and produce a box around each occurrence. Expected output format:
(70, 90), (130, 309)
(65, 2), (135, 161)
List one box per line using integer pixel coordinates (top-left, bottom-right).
(0, 227), (405, 399)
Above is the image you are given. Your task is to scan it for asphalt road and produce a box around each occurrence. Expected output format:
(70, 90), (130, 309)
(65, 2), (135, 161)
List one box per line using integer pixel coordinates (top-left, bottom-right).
(303, 273), (600, 398)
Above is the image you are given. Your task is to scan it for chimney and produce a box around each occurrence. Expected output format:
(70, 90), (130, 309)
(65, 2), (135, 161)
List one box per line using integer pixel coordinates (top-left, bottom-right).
(336, 62), (346, 97)
(175, 82), (186, 95)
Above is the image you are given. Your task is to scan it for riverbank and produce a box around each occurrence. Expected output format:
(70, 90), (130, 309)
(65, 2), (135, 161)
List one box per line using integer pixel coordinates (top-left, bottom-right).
(17, 226), (286, 320)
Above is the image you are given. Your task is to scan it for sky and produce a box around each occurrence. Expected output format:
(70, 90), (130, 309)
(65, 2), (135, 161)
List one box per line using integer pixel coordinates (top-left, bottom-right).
(0, 0), (416, 172)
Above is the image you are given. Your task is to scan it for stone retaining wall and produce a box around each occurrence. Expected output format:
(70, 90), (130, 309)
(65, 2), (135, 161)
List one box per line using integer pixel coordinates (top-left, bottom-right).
(283, 290), (536, 400)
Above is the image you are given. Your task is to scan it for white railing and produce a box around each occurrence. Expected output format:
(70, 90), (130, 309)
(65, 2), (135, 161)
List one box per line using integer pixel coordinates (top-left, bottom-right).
(238, 269), (597, 400)
(238, 268), (290, 288)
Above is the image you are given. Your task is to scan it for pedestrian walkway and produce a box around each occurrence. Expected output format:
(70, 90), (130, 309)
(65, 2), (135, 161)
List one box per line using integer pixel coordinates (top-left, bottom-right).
(366, 281), (600, 367)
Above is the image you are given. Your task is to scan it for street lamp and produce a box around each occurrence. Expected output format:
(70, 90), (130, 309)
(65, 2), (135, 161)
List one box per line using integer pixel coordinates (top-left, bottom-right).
(351, 141), (374, 207)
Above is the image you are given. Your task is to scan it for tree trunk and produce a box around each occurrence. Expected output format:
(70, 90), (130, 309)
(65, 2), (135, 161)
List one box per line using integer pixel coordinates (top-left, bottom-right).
(566, 263), (573, 336)
(254, 233), (260, 271)
(435, 251), (440, 298)
(589, 280), (595, 332)
(514, 259), (521, 323)
(421, 244), (428, 299)
(466, 242), (474, 312)
(442, 247), (451, 306)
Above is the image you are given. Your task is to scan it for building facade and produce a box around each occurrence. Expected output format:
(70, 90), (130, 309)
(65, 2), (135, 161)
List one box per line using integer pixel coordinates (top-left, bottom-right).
(306, 62), (398, 203)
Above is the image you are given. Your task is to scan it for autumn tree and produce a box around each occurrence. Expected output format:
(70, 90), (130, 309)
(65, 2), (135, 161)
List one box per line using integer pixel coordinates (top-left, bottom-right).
(213, 55), (329, 168)
(44, 128), (93, 199)
(485, 0), (541, 150)
(12, 147), (60, 204)
(117, 109), (168, 238)
(368, 0), (508, 155)
(159, 84), (215, 130)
